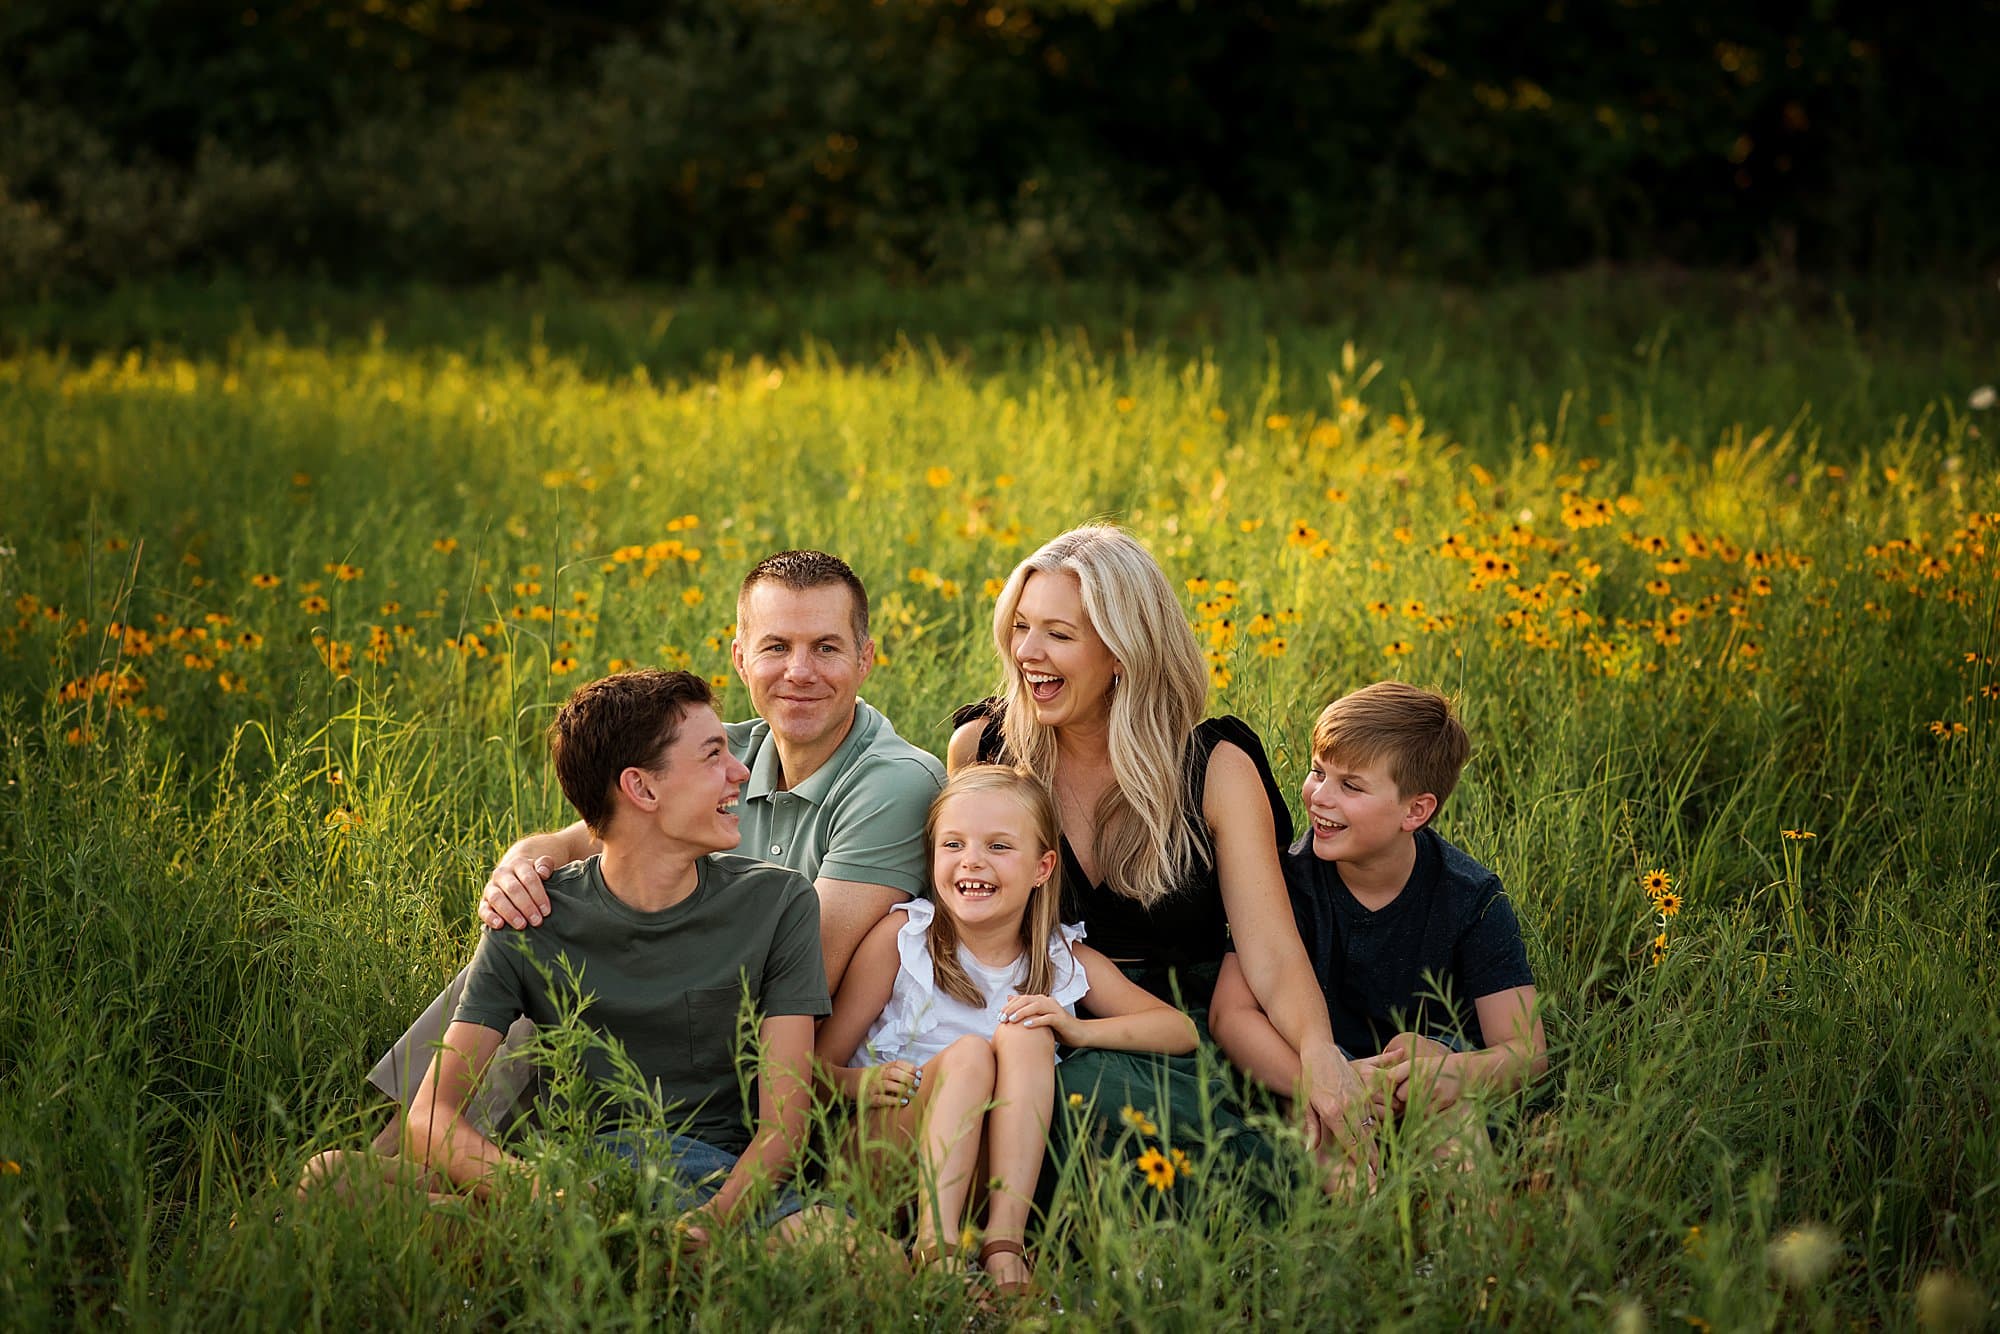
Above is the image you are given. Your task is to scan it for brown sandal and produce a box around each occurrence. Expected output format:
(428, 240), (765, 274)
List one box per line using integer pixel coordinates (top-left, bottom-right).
(977, 1238), (1035, 1297)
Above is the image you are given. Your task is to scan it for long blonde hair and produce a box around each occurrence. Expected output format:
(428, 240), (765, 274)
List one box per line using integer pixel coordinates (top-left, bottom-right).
(990, 526), (1208, 907)
(923, 766), (1067, 1008)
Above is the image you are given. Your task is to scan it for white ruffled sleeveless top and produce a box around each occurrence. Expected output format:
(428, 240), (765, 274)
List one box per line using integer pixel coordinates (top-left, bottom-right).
(849, 899), (1090, 1069)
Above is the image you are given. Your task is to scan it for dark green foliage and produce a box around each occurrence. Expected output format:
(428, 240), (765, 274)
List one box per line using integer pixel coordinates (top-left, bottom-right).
(2, 0), (1996, 297)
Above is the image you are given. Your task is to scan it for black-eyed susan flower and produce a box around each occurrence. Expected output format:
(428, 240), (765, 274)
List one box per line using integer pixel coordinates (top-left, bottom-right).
(550, 657), (580, 675)
(1781, 829), (1816, 841)
(1641, 869), (1672, 899)
(681, 587), (704, 606)
(251, 573), (282, 589)
(1119, 1105), (1159, 1137)
(1384, 640), (1413, 657)
(1655, 891), (1682, 917)
(1136, 1146), (1175, 1193)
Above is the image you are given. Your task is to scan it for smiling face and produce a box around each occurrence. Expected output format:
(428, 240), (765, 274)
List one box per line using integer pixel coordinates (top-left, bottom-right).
(732, 581), (873, 755)
(930, 787), (1059, 933)
(636, 702), (751, 854)
(1008, 571), (1121, 731)
(1300, 750), (1435, 868)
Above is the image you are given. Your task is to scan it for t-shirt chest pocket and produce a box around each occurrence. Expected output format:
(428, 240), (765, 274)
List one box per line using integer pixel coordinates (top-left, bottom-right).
(684, 984), (750, 1077)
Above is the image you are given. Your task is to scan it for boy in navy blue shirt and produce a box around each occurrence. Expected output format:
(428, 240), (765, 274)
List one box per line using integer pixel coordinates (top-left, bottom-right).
(1210, 682), (1544, 1168)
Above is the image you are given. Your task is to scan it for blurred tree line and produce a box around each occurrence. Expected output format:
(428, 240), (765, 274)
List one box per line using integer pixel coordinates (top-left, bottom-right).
(1, 0), (1993, 297)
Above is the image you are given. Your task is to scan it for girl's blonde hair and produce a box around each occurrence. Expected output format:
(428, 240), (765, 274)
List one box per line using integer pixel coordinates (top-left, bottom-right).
(990, 525), (1208, 908)
(924, 765), (1066, 1009)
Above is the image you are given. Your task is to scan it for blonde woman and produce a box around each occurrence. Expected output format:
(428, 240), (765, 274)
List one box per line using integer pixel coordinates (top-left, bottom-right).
(948, 525), (1374, 1178)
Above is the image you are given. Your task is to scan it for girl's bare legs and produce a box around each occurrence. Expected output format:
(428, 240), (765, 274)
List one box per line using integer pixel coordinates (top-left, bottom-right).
(981, 1020), (1056, 1286)
(860, 1036), (997, 1262)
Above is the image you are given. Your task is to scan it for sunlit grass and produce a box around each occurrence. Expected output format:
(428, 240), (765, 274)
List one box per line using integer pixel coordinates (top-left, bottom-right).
(2, 274), (1996, 1328)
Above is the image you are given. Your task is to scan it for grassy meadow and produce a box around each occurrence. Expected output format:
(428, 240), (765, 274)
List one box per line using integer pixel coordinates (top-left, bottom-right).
(2, 271), (1997, 1329)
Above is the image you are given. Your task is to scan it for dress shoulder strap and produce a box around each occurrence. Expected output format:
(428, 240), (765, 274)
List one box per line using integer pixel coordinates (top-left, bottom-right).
(950, 697), (1008, 764)
(1190, 715), (1294, 847)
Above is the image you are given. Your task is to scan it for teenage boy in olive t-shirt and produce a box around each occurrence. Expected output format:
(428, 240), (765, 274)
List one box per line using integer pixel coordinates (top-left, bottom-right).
(403, 670), (829, 1239)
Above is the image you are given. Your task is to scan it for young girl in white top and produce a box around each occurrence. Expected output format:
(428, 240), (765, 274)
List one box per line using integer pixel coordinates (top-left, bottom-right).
(816, 765), (1197, 1292)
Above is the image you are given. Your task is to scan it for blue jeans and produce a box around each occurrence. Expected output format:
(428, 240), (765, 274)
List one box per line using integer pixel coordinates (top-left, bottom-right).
(595, 1130), (808, 1229)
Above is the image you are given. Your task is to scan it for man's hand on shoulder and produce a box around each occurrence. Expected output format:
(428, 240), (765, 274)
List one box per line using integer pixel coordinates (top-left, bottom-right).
(480, 851), (556, 930)
(477, 822), (598, 929)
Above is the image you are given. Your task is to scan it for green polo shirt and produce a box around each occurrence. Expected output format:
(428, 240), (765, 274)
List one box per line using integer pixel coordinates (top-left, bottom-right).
(726, 698), (944, 898)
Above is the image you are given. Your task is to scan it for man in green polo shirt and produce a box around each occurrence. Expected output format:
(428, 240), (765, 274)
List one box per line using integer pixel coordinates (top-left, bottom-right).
(400, 669), (828, 1236)
(362, 551), (942, 1143)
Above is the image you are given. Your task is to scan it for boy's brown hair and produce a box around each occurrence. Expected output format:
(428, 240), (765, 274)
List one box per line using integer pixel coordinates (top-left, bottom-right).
(1311, 682), (1470, 821)
(551, 669), (714, 835)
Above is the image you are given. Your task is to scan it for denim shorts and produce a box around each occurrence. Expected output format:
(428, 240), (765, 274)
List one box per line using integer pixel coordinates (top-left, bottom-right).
(595, 1130), (807, 1229)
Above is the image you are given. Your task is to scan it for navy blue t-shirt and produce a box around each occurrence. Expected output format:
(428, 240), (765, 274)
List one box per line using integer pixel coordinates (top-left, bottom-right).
(1282, 826), (1533, 1059)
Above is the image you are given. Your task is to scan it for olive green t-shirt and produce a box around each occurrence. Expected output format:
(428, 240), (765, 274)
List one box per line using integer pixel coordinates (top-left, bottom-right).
(454, 853), (828, 1152)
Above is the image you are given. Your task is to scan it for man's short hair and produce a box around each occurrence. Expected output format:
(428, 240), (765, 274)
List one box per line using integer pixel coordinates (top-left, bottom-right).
(737, 550), (870, 645)
(551, 669), (714, 835)
(1311, 682), (1471, 818)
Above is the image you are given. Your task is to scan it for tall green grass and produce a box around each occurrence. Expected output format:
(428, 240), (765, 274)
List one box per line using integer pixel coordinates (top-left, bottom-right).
(2, 272), (1996, 1327)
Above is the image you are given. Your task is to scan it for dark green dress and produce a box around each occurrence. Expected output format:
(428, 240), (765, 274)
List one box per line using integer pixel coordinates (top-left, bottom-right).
(952, 701), (1295, 1203)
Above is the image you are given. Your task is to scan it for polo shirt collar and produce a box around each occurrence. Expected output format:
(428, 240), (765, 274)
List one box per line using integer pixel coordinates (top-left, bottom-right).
(742, 720), (787, 802)
(791, 700), (881, 806)
(741, 700), (882, 806)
